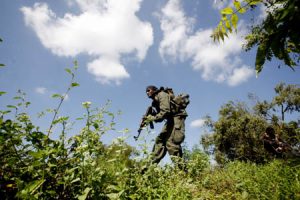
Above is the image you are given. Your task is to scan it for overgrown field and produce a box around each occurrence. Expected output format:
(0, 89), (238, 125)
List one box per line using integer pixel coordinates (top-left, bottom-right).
(1, 65), (299, 199)
(1, 100), (299, 199)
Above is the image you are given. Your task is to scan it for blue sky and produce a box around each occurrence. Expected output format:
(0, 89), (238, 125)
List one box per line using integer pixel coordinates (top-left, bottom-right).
(1, 0), (299, 160)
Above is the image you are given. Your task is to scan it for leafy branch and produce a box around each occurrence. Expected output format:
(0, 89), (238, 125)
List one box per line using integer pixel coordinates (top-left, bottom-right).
(212, 0), (261, 42)
(47, 61), (80, 137)
(212, 0), (300, 75)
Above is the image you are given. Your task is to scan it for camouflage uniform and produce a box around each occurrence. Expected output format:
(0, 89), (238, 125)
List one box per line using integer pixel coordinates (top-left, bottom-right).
(149, 90), (188, 164)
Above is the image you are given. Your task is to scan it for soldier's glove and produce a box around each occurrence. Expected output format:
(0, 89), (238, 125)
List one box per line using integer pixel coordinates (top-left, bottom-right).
(145, 115), (155, 124)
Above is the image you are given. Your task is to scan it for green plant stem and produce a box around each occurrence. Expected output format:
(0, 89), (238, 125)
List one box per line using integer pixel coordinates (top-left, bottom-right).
(47, 87), (71, 138)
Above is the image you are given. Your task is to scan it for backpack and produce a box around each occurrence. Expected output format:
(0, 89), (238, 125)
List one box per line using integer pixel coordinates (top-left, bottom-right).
(160, 87), (190, 113)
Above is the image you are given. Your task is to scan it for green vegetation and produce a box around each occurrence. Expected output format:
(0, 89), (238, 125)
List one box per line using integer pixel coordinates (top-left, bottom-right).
(1, 62), (299, 199)
(212, 0), (300, 75)
(1, 1), (300, 196)
(202, 82), (300, 164)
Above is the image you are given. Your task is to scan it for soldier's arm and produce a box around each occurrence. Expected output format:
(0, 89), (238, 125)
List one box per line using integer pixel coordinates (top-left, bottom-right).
(153, 92), (170, 122)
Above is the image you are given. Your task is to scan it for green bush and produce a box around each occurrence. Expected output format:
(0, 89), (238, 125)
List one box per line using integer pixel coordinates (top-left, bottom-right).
(193, 160), (300, 199)
(1, 63), (299, 199)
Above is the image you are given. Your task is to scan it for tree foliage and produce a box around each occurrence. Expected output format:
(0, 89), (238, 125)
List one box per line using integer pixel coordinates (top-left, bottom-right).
(272, 82), (300, 121)
(213, 0), (300, 75)
(202, 83), (300, 164)
(202, 101), (268, 164)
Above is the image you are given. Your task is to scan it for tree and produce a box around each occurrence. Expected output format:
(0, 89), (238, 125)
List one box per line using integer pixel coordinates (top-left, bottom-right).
(213, 0), (300, 75)
(202, 101), (268, 164)
(202, 83), (300, 164)
(272, 82), (300, 121)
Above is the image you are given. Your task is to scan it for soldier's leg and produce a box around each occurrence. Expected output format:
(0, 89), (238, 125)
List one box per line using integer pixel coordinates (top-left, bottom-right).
(151, 139), (167, 164)
(166, 116), (186, 169)
(167, 142), (186, 170)
(151, 123), (169, 164)
(166, 142), (183, 159)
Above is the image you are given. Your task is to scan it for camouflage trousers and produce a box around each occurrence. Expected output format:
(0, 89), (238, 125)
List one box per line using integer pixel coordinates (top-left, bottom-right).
(151, 116), (186, 164)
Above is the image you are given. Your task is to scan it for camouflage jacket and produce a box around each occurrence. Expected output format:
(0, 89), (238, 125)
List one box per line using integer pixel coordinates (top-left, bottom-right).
(151, 91), (187, 122)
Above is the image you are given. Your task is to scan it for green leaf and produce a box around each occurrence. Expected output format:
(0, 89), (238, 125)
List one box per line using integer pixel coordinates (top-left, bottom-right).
(29, 150), (44, 159)
(233, 1), (247, 14)
(7, 105), (17, 109)
(221, 14), (227, 21)
(23, 179), (45, 195)
(231, 14), (238, 29)
(65, 68), (72, 74)
(221, 7), (234, 15)
(211, 30), (218, 42)
(53, 116), (70, 124)
(52, 93), (62, 98)
(215, 30), (220, 42)
(1, 110), (11, 115)
(0, 91), (6, 96)
(0, 64), (5, 67)
(233, 1), (241, 10)
(78, 187), (92, 200)
(279, 9), (290, 21)
(220, 31), (224, 41)
(238, 8), (246, 14)
(46, 108), (54, 113)
(255, 43), (267, 75)
(249, 0), (262, 6)
(228, 25), (232, 33)
(93, 123), (99, 129)
(48, 163), (57, 168)
(60, 116), (69, 121)
(221, 24), (226, 33)
(71, 82), (80, 87)
(71, 177), (81, 183)
(73, 60), (78, 70)
(225, 20), (231, 29)
(242, 191), (249, 199)
(107, 192), (124, 199)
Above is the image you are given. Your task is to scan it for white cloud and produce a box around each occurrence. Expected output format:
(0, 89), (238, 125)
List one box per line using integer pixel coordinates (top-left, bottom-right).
(35, 87), (47, 94)
(190, 118), (205, 128)
(35, 86), (70, 101)
(258, 2), (284, 21)
(21, 0), (153, 85)
(87, 57), (130, 85)
(159, 0), (254, 86)
(227, 65), (254, 86)
(158, 0), (193, 61)
(212, 0), (230, 10)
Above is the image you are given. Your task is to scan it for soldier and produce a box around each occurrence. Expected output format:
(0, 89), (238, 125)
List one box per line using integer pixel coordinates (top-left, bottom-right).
(144, 85), (188, 168)
(261, 126), (291, 157)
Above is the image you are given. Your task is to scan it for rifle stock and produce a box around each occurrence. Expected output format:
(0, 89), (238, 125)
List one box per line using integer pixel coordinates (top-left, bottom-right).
(134, 106), (154, 140)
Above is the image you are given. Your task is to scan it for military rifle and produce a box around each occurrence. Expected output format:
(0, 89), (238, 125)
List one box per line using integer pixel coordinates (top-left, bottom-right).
(134, 106), (154, 141)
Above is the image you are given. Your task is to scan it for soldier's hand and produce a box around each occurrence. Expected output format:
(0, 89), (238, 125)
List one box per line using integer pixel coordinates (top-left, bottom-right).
(145, 115), (155, 123)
